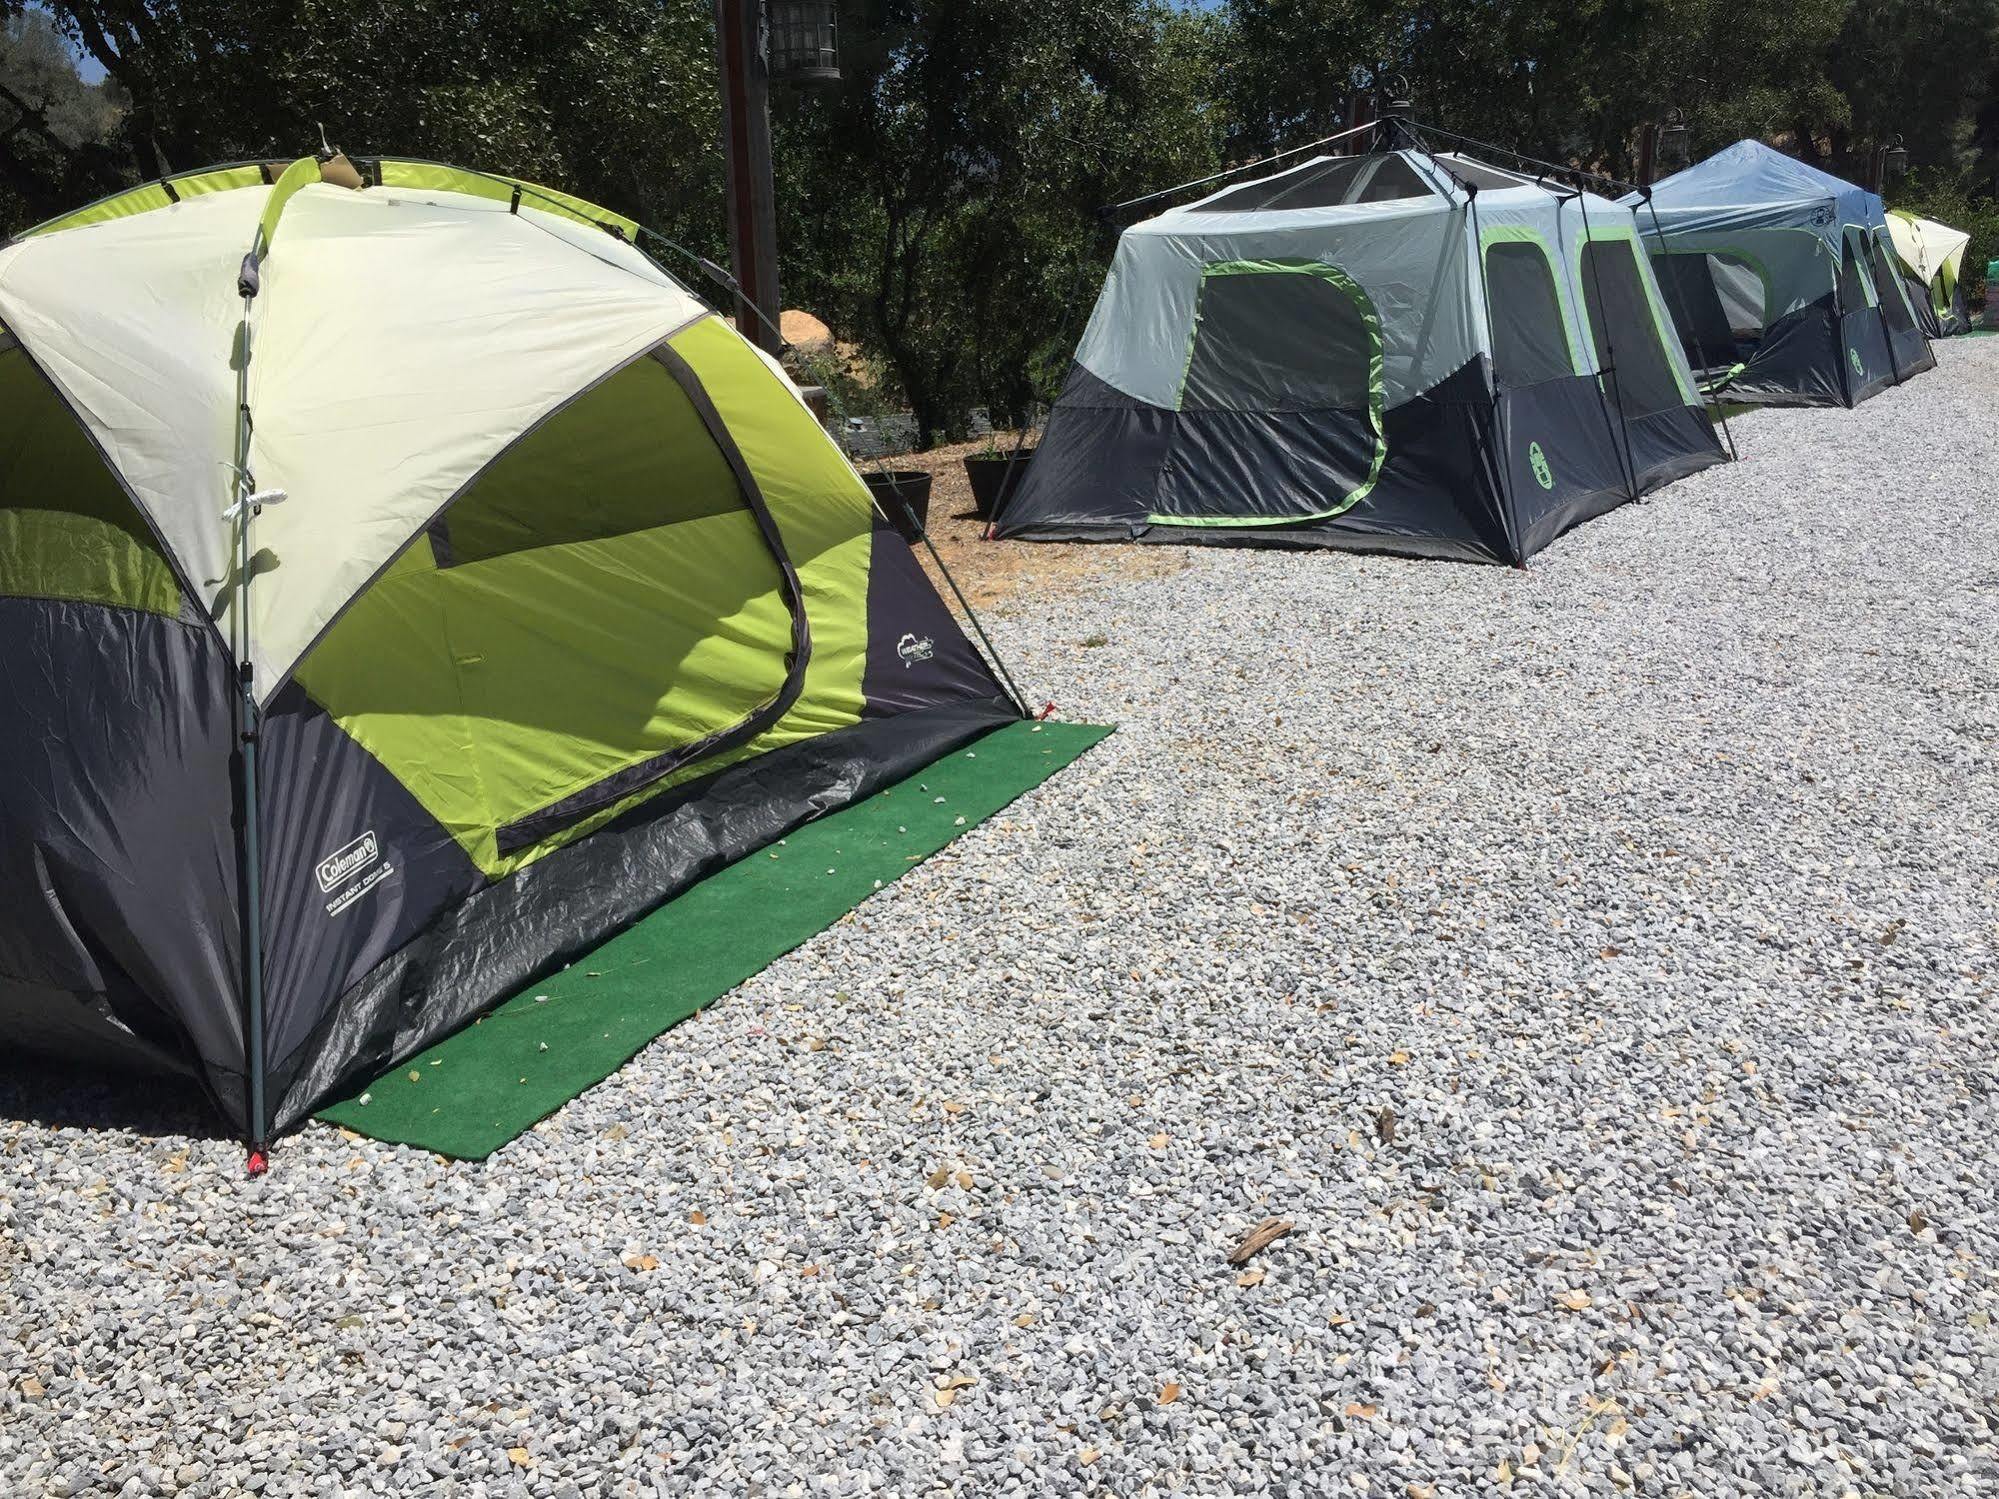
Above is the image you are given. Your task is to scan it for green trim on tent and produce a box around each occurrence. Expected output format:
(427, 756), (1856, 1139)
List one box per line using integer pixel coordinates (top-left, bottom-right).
(1839, 225), (1880, 310)
(1698, 361), (1749, 395)
(1868, 226), (1926, 331)
(23, 163), (271, 237)
(256, 158), (323, 250)
(374, 161), (640, 240)
(1150, 258), (1387, 528)
(1479, 225), (1584, 373)
(20, 157), (641, 245)
(0, 348), (182, 616)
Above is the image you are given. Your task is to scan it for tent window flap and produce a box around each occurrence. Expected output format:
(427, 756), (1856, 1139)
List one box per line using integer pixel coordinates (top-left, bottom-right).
(1580, 239), (1688, 419)
(1484, 240), (1576, 389)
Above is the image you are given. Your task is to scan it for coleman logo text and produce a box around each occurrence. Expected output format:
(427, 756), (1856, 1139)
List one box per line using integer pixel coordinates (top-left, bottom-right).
(316, 832), (381, 893)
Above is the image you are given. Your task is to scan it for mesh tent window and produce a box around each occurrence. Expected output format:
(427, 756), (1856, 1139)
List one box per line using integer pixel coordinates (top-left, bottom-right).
(1648, 252), (1738, 372)
(1837, 230), (1875, 313)
(1191, 155), (1432, 213)
(1483, 239), (1577, 389)
(0, 335), (185, 619)
(1180, 261), (1376, 411)
(1579, 238), (1688, 419)
(1707, 254), (1767, 337)
(1437, 156), (1534, 192)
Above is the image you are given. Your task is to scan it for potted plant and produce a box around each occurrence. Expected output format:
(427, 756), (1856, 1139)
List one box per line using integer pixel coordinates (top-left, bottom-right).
(862, 467), (933, 542)
(962, 424), (1038, 521)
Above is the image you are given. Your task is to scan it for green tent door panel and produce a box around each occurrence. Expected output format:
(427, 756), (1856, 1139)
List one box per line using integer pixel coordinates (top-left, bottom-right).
(1152, 259), (1387, 528)
(295, 343), (800, 876)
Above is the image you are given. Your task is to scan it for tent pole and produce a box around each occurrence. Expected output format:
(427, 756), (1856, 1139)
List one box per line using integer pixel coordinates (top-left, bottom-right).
(230, 271), (270, 1172)
(1096, 117), (1379, 221)
(1453, 179), (1522, 564)
(1636, 192), (1740, 461)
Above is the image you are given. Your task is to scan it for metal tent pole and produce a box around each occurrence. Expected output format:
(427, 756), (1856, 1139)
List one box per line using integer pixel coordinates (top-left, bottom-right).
(230, 256), (271, 1174)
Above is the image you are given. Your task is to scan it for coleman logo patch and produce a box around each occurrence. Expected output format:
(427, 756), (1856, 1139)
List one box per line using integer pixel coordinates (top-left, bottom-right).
(317, 832), (379, 892)
(897, 633), (935, 668)
(1528, 441), (1554, 491)
(316, 831), (395, 917)
(1849, 347), (1865, 378)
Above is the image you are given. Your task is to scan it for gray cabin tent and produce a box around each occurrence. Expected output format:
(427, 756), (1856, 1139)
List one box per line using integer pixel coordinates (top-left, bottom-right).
(993, 149), (1727, 565)
(1630, 140), (1935, 406)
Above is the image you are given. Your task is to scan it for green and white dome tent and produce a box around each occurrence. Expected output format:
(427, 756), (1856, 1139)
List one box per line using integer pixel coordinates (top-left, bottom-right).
(1886, 209), (1973, 338)
(994, 142), (1727, 564)
(0, 155), (1025, 1152)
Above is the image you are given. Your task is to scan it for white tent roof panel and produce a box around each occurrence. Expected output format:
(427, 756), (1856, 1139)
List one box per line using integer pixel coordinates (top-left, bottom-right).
(0, 175), (709, 700)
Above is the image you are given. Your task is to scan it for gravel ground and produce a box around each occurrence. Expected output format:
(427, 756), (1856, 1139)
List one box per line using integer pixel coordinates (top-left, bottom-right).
(5, 339), (1998, 1498)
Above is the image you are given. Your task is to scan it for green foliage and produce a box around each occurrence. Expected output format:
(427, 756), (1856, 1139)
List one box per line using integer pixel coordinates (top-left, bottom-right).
(3, 0), (1995, 428)
(0, 8), (127, 225)
(773, 0), (1225, 447)
(22, 1), (724, 243)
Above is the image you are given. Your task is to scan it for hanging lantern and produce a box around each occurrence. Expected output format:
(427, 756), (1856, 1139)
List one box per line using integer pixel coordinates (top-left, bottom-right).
(766, 0), (841, 86)
(1658, 108), (1690, 175)
(1884, 136), (1908, 183)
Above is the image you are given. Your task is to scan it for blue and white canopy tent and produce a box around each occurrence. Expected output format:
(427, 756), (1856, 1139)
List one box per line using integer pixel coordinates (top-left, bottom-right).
(1629, 140), (1935, 406)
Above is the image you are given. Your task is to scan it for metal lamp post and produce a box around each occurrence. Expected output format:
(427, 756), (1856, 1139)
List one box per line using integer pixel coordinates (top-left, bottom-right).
(713, 1), (842, 357)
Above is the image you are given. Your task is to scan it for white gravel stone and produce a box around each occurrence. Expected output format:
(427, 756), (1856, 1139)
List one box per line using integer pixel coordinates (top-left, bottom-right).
(3, 341), (1998, 1497)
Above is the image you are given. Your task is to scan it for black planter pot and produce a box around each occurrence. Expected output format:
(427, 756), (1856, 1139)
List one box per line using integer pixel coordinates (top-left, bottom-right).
(963, 448), (1037, 521)
(863, 470), (933, 542)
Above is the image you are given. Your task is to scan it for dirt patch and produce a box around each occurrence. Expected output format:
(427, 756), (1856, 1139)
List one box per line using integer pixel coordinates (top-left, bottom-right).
(855, 434), (1188, 614)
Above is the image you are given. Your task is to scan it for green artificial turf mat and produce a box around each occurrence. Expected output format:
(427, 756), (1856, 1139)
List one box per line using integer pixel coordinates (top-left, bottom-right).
(317, 719), (1113, 1158)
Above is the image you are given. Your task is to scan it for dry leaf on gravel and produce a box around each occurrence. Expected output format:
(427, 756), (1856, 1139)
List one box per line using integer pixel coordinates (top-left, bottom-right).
(1158, 1382), (1181, 1404)
(1228, 1217), (1293, 1264)
(623, 1254), (660, 1272)
(1555, 1288), (1592, 1311)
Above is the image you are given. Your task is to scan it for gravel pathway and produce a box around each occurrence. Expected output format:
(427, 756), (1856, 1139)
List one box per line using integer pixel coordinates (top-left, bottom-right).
(5, 340), (1998, 1498)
